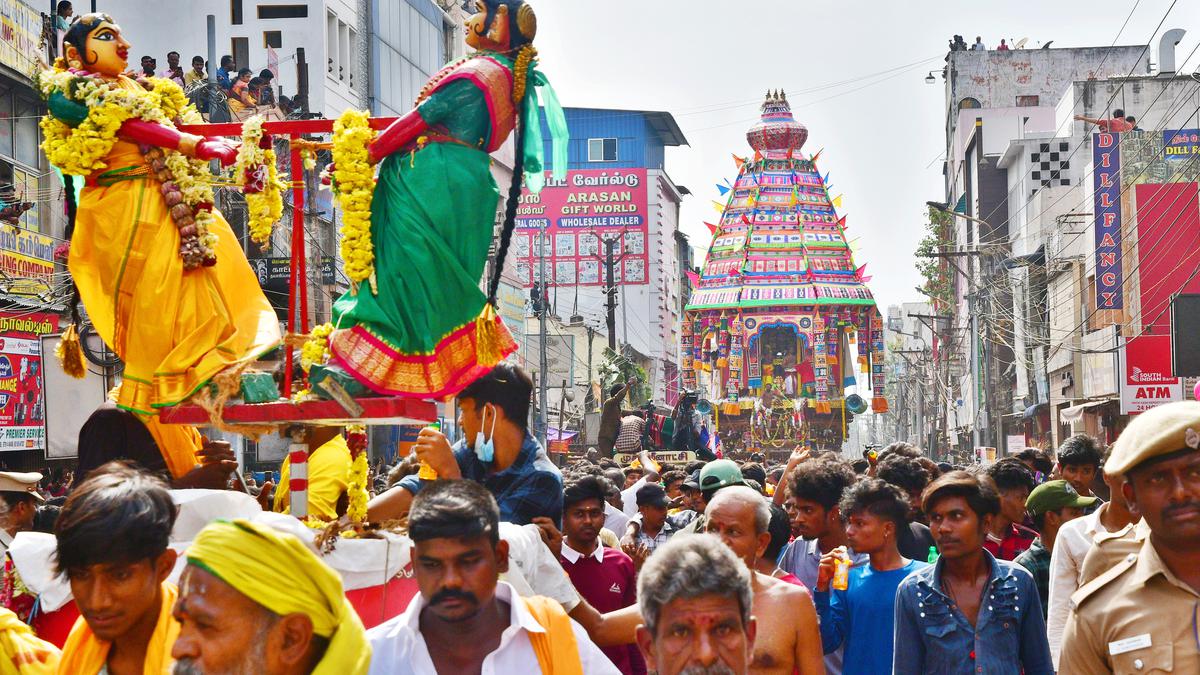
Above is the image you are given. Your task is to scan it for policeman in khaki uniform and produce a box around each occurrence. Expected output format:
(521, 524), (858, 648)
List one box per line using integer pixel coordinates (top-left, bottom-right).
(1061, 401), (1200, 674)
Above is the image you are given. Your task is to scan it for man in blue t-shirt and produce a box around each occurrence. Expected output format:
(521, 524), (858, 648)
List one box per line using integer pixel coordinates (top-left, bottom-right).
(813, 478), (927, 675)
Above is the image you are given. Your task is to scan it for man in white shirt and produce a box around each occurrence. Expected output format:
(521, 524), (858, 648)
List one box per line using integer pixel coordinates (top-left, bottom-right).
(972, 36), (987, 50)
(1045, 450), (1136, 668)
(368, 480), (616, 674)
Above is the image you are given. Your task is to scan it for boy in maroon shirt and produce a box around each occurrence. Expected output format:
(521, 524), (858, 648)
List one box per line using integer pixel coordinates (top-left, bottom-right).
(559, 474), (644, 674)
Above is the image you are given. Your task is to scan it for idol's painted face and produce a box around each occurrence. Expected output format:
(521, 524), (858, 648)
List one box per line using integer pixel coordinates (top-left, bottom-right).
(465, 0), (511, 52)
(68, 20), (130, 77)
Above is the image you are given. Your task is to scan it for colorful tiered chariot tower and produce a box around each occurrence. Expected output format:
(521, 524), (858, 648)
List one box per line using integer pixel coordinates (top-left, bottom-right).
(682, 91), (886, 453)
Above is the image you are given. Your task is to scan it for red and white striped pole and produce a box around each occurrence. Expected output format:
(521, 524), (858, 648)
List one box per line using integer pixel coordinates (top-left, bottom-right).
(288, 430), (310, 519)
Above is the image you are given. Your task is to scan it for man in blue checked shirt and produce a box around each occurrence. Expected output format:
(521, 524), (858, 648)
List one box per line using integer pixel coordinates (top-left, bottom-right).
(893, 471), (1053, 675)
(367, 363), (563, 528)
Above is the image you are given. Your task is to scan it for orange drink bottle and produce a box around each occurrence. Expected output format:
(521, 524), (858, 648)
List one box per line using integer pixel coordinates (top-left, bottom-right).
(832, 547), (850, 591)
(418, 419), (440, 480)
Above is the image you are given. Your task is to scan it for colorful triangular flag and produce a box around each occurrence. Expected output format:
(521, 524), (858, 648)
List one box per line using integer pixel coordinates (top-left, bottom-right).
(831, 194), (843, 209)
(733, 154), (745, 169)
(712, 200), (724, 213)
(837, 215), (847, 229)
(716, 183), (730, 196)
(704, 222), (718, 235)
(810, 148), (823, 164)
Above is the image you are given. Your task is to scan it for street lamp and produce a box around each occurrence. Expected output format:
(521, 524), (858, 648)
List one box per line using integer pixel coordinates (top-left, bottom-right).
(925, 71), (938, 85)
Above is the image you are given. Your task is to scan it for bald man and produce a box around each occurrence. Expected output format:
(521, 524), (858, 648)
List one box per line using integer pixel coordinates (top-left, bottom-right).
(705, 486), (825, 675)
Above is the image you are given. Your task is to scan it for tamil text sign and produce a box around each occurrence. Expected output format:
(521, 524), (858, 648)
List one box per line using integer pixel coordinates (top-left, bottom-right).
(0, 228), (54, 301)
(0, 312), (58, 451)
(1119, 334), (1183, 414)
(1163, 129), (1200, 160)
(1092, 132), (1123, 310)
(515, 169), (649, 287)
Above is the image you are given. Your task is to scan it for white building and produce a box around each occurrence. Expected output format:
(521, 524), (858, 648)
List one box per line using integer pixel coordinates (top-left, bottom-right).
(937, 44), (1150, 453)
(98, 0), (455, 119)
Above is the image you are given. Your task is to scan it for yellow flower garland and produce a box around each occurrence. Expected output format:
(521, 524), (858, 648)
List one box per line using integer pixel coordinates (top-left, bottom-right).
(235, 116), (286, 246)
(37, 69), (221, 265)
(300, 322), (334, 373)
(331, 110), (377, 291)
(346, 446), (369, 524)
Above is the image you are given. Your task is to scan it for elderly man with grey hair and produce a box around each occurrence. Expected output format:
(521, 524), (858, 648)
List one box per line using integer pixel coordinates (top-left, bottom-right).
(705, 486), (825, 675)
(635, 534), (757, 675)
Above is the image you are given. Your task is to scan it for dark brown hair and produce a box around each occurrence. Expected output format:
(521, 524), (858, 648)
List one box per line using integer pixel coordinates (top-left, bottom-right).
(921, 470), (1000, 518)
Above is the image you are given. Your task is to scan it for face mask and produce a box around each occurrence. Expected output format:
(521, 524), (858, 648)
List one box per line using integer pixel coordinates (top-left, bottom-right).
(473, 404), (498, 463)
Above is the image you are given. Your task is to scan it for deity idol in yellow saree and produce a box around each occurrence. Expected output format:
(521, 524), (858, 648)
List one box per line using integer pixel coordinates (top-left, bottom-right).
(38, 14), (280, 476)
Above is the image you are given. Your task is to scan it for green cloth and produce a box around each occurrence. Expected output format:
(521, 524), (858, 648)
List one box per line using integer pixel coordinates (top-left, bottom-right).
(331, 79), (499, 355)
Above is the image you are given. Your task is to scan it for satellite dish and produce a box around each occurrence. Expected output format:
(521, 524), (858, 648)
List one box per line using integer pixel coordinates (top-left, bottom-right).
(1015, 38), (1029, 49)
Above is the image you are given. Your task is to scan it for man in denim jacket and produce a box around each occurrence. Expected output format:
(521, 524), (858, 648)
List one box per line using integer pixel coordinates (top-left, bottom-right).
(893, 471), (1054, 674)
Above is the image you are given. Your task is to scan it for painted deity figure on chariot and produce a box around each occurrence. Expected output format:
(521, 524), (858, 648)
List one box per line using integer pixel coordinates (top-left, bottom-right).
(308, 0), (566, 400)
(37, 14), (281, 478)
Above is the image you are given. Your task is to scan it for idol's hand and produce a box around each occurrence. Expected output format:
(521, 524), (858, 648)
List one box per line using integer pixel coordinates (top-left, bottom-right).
(367, 109), (430, 164)
(195, 138), (239, 166)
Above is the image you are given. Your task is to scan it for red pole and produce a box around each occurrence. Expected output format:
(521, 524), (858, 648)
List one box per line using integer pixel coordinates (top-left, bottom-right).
(295, 141), (309, 334)
(283, 138), (300, 398)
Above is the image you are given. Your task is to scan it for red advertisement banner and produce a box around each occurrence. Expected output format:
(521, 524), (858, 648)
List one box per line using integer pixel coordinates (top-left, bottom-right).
(0, 312), (60, 451)
(514, 169), (649, 286)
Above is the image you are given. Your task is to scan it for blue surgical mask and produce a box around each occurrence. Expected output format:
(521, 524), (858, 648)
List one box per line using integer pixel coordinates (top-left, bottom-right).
(473, 404), (497, 463)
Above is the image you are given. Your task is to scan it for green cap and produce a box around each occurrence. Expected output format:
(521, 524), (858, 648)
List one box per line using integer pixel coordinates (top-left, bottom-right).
(699, 459), (745, 493)
(1025, 479), (1099, 516)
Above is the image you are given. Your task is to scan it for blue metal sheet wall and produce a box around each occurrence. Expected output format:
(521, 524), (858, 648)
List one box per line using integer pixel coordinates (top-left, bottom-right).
(538, 108), (666, 172)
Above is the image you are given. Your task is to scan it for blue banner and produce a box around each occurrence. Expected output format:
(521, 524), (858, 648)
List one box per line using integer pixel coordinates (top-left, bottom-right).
(1163, 128), (1200, 160)
(1093, 132), (1123, 310)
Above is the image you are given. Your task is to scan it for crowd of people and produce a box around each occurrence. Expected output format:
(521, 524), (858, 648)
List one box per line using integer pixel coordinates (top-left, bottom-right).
(0, 363), (1198, 674)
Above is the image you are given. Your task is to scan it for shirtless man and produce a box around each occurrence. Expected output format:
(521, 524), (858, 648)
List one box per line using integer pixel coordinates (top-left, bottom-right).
(704, 486), (825, 675)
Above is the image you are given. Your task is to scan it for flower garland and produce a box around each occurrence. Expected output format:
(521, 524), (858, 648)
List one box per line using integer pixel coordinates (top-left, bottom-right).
(37, 68), (219, 267)
(331, 109), (377, 291)
(345, 425), (369, 524)
(235, 116), (286, 247)
(300, 322), (334, 373)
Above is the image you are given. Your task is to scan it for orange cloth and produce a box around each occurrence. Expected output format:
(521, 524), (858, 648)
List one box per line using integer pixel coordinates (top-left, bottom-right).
(520, 596), (583, 675)
(57, 582), (179, 675)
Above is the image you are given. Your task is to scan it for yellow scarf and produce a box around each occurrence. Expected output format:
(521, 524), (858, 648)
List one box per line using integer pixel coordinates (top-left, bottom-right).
(0, 608), (59, 675)
(521, 596), (583, 675)
(57, 582), (179, 675)
(185, 519), (370, 675)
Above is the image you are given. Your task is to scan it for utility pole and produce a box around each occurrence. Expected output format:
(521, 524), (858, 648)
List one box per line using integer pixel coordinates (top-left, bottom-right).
(604, 238), (618, 352)
(537, 222), (548, 448)
(557, 378), (568, 464)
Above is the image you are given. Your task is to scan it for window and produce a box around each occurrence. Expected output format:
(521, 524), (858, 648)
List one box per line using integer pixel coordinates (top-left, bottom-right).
(958, 97), (981, 111)
(263, 31), (282, 48)
(258, 4), (308, 19)
(231, 0), (243, 25)
(326, 11), (337, 77)
(1016, 95), (1040, 107)
(231, 37), (249, 78)
(588, 138), (618, 162)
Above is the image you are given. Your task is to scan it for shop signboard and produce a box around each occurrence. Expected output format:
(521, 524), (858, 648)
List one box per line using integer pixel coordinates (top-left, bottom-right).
(1119, 334), (1183, 414)
(0, 312), (59, 451)
(515, 169), (649, 287)
(1092, 132), (1123, 309)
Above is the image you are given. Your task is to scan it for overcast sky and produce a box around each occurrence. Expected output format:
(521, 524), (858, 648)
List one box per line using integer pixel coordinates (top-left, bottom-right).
(530, 0), (1200, 313)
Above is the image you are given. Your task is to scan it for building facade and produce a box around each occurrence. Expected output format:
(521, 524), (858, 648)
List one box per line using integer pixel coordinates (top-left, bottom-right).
(515, 107), (689, 405)
(935, 44), (1151, 455)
